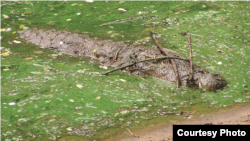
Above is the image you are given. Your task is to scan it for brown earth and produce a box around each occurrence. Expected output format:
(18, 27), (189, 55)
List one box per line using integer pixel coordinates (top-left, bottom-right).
(105, 103), (250, 141)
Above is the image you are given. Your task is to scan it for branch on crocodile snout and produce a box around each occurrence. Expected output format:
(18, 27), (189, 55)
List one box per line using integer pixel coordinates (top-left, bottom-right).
(188, 34), (194, 81)
(150, 31), (180, 88)
(102, 57), (189, 76)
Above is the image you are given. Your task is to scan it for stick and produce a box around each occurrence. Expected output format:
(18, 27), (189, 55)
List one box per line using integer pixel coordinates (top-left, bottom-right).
(99, 16), (144, 26)
(188, 34), (193, 81)
(150, 31), (180, 88)
(111, 47), (122, 63)
(126, 128), (134, 135)
(208, 2), (231, 12)
(102, 56), (189, 75)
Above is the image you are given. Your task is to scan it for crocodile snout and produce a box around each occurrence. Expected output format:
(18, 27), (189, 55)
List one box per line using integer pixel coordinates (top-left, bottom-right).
(200, 73), (227, 91)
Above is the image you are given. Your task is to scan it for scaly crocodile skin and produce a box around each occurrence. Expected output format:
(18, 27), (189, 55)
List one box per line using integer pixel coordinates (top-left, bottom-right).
(19, 29), (227, 91)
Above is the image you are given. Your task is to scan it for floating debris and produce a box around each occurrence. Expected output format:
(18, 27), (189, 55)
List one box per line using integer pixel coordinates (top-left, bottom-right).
(18, 118), (29, 122)
(6, 28), (12, 32)
(71, 3), (78, 6)
(120, 110), (129, 114)
(120, 79), (126, 82)
(217, 62), (222, 65)
(69, 99), (75, 102)
(20, 24), (25, 29)
(234, 98), (242, 103)
(99, 65), (108, 69)
(9, 102), (16, 105)
(2, 14), (9, 18)
(76, 84), (83, 89)
(13, 40), (21, 44)
(49, 119), (56, 122)
(30, 72), (42, 74)
(34, 51), (43, 54)
(66, 127), (73, 131)
(77, 70), (86, 73)
(75, 106), (83, 110)
(3, 68), (9, 71)
(118, 8), (127, 12)
(217, 49), (225, 53)
(25, 57), (33, 60)
(1, 52), (10, 56)
(138, 11), (148, 15)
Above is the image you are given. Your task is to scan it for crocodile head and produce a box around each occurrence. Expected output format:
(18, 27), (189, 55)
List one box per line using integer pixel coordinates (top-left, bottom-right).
(200, 73), (227, 91)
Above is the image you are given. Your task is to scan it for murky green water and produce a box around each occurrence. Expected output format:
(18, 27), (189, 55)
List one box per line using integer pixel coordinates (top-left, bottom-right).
(1, 1), (250, 141)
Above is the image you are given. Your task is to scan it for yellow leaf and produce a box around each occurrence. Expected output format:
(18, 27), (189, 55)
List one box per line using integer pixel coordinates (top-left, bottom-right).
(66, 19), (71, 21)
(145, 28), (153, 31)
(24, 11), (32, 14)
(96, 96), (101, 100)
(207, 66), (215, 69)
(13, 31), (16, 34)
(37, 115), (44, 119)
(1, 52), (10, 56)
(20, 24), (25, 29)
(2, 14), (9, 19)
(120, 110), (128, 114)
(49, 119), (56, 122)
(25, 57), (33, 60)
(69, 99), (75, 102)
(50, 7), (55, 11)
(76, 84), (83, 89)
(71, 3), (78, 6)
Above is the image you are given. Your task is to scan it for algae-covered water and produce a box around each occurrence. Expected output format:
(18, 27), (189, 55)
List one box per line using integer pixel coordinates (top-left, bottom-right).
(1, 1), (250, 141)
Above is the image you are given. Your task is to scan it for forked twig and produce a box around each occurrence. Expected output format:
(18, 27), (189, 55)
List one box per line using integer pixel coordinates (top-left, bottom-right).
(188, 34), (194, 81)
(102, 56), (189, 76)
(150, 31), (180, 88)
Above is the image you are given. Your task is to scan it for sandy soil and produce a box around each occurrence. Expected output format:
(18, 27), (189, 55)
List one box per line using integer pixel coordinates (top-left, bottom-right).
(106, 103), (250, 141)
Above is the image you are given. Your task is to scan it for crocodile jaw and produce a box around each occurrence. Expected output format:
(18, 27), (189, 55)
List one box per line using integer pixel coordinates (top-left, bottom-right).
(200, 73), (227, 91)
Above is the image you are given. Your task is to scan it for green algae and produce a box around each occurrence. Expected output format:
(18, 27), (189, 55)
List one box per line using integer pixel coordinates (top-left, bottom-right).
(1, 1), (250, 141)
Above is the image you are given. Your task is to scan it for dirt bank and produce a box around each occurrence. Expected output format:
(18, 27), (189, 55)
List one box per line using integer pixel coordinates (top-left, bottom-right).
(106, 103), (250, 141)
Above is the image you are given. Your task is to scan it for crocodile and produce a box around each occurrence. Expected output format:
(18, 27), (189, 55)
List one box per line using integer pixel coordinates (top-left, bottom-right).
(18, 28), (227, 91)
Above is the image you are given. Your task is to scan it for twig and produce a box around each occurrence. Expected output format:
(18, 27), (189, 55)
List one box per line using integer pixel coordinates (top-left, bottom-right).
(131, 111), (137, 121)
(188, 34), (193, 81)
(102, 56), (189, 75)
(99, 16), (144, 26)
(208, 2), (232, 12)
(111, 47), (122, 63)
(150, 31), (180, 88)
(126, 128), (134, 135)
(189, 33), (203, 37)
